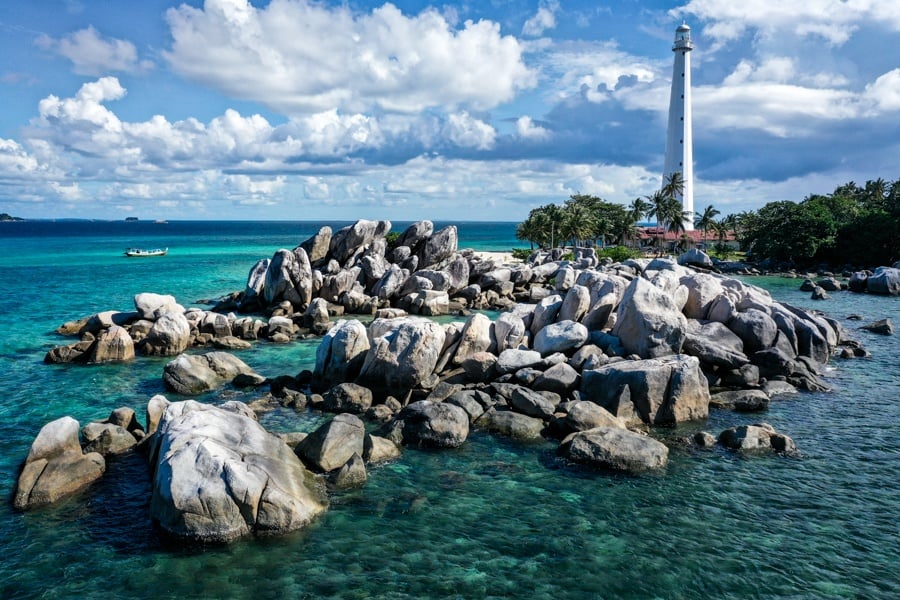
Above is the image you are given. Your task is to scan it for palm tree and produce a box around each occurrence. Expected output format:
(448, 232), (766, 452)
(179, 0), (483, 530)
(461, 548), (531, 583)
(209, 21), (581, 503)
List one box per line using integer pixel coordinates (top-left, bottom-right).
(646, 189), (669, 252)
(662, 171), (685, 201)
(694, 204), (720, 245)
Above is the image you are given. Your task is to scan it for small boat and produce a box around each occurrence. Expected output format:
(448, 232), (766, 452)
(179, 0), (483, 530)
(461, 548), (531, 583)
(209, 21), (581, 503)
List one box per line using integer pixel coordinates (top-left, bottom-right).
(124, 247), (167, 257)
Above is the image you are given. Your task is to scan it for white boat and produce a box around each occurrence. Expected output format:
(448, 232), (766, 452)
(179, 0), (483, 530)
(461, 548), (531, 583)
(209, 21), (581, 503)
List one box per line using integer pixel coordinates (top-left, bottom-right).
(124, 247), (167, 257)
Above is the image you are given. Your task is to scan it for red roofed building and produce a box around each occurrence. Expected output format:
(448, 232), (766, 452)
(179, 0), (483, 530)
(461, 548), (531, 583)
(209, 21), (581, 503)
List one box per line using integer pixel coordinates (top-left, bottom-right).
(637, 226), (737, 251)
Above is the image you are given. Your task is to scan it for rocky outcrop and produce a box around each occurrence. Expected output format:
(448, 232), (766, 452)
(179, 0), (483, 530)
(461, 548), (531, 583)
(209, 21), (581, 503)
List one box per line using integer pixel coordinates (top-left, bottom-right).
(14, 417), (105, 510)
(866, 267), (900, 296)
(143, 312), (191, 356)
(149, 401), (327, 542)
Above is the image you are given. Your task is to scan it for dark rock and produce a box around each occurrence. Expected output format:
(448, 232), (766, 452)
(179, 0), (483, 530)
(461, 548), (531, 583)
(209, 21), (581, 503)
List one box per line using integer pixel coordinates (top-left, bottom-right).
(559, 427), (668, 472)
(296, 413), (366, 473)
(393, 400), (469, 448)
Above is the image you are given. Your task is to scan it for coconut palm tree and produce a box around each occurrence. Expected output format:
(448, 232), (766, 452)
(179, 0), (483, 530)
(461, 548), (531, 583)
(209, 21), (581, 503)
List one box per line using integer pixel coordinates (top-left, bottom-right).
(662, 171), (685, 201)
(646, 189), (669, 252)
(694, 204), (720, 245)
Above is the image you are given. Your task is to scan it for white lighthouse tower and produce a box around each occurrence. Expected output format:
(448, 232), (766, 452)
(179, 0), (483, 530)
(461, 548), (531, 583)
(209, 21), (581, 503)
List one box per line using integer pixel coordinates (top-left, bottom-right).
(663, 22), (694, 231)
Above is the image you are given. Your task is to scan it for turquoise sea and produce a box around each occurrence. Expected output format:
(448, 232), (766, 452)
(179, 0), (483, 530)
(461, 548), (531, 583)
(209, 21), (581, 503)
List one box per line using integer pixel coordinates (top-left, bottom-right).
(1, 220), (898, 599)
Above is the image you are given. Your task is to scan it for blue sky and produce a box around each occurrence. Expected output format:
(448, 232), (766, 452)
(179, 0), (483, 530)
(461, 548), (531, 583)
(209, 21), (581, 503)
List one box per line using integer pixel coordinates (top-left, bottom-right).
(1, 0), (899, 221)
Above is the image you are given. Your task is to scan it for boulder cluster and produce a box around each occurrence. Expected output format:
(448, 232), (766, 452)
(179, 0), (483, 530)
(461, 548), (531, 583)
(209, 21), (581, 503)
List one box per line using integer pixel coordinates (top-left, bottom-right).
(22, 220), (870, 543)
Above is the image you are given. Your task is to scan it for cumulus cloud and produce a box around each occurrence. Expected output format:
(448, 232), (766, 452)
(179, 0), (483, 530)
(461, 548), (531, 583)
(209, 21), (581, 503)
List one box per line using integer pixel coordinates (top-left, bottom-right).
(35, 26), (152, 75)
(535, 40), (661, 104)
(444, 112), (496, 149)
(164, 0), (535, 115)
(522, 0), (559, 37)
(677, 0), (900, 47)
(516, 116), (550, 140)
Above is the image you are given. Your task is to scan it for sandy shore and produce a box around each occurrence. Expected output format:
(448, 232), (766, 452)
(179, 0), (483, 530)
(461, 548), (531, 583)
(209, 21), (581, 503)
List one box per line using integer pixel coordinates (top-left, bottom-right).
(472, 250), (522, 264)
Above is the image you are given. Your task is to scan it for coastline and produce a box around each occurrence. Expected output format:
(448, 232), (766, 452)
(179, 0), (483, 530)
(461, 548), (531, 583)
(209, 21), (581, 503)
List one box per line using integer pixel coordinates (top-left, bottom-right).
(2, 220), (899, 598)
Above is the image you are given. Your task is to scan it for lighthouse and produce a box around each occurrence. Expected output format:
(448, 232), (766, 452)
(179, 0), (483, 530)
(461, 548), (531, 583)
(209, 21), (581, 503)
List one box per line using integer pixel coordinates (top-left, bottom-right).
(663, 23), (694, 231)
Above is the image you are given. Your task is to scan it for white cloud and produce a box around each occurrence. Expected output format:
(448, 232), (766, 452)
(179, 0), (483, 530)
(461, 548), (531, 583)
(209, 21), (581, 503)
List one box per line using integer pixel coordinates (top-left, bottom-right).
(444, 112), (496, 149)
(522, 1), (559, 37)
(164, 0), (535, 115)
(677, 0), (900, 47)
(35, 26), (152, 75)
(0, 138), (40, 175)
(864, 68), (900, 112)
(516, 116), (550, 140)
(535, 40), (661, 104)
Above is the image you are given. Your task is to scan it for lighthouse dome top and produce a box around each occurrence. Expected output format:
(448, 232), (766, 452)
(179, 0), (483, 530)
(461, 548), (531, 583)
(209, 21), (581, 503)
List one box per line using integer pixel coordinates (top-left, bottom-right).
(673, 22), (694, 51)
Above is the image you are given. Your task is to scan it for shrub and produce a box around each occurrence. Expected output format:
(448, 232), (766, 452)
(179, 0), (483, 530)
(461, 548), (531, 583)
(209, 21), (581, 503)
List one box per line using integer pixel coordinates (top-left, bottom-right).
(597, 245), (641, 262)
(511, 248), (533, 260)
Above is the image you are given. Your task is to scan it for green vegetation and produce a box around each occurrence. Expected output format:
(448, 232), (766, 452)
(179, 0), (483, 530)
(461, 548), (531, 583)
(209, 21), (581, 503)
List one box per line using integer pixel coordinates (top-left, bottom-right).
(384, 231), (401, 247)
(598, 245), (642, 262)
(515, 194), (634, 250)
(739, 178), (900, 266)
(511, 247), (533, 260)
(0, 213), (23, 222)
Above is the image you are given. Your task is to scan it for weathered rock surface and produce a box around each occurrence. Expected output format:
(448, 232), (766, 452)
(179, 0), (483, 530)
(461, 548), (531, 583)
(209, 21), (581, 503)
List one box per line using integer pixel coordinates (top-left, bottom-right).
(14, 416), (106, 510)
(296, 413), (366, 473)
(149, 401), (327, 542)
(559, 427), (668, 472)
(143, 312), (192, 356)
(612, 277), (687, 358)
(392, 400), (469, 448)
(163, 352), (260, 395)
(581, 355), (710, 425)
(134, 293), (184, 320)
(357, 318), (446, 394)
(314, 319), (370, 386)
(476, 409), (545, 441)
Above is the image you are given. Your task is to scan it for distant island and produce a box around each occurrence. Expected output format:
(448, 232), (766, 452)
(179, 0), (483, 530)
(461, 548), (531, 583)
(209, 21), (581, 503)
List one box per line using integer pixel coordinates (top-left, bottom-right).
(125, 217), (139, 222)
(0, 213), (24, 222)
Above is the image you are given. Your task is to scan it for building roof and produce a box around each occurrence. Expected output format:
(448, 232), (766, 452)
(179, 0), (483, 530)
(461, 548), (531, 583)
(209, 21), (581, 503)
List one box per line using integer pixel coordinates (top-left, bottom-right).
(637, 226), (735, 243)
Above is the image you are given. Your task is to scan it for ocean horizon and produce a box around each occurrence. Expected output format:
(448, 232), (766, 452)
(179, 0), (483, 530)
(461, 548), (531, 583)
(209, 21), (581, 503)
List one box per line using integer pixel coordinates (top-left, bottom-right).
(1, 220), (898, 599)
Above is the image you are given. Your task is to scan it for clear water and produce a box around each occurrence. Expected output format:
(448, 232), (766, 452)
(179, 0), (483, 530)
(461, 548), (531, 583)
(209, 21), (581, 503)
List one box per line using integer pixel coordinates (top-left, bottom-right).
(1, 222), (898, 599)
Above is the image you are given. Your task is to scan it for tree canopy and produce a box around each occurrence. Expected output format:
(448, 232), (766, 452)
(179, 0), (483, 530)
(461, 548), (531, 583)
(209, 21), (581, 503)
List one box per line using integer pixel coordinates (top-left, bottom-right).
(740, 177), (900, 266)
(516, 194), (634, 249)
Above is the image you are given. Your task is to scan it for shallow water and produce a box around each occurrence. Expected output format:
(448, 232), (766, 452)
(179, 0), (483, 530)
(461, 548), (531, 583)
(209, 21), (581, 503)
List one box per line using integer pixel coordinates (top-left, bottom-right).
(1, 222), (898, 599)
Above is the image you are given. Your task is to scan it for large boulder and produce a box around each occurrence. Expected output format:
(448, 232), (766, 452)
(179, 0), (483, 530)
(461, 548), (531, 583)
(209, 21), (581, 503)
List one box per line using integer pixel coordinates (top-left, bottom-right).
(678, 248), (713, 269)
(149, 401), (327, 542)
(321, 383), (373, 414)
(314, 319), (370, 386)
(559, 427), (668, 472)
(419, 225), (458, 268)
(299, 226), (332, 264)
(612, 277), (687, 358)
(727, 309), (777, 354)
(581, 355), (710, 425)
(329, 220), (385, 265)
(495, 349), (543, 374)
(142, 312), (191, 356)
(682, 321), (749, 369)
(81, 422), (138, 456)
(533, 320), (588, 356)
(558, 285), (591, 323)
(563, 401), (623, 432)
(296, 413), (366, 472)
(88, 325), (135, 363)
(134, 293), (184, 320)
(451, 313), (493, 366)
(13, 416), (105, 510)
(680, 273), (725, 320)
(396, 220), (434, 251)
(357, 318), (446, 394)
(163, 352), (260, 395)
(476, 409), (545, 441)
(509, 386), (560, 420)
(392, 400), (469, 448)
(866, 267), (900, 296)
(492, 313), (526, 352)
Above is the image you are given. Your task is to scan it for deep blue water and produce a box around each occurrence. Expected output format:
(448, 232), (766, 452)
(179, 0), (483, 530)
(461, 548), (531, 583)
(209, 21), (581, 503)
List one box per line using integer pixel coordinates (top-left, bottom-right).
(1, 221), (898, 599)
